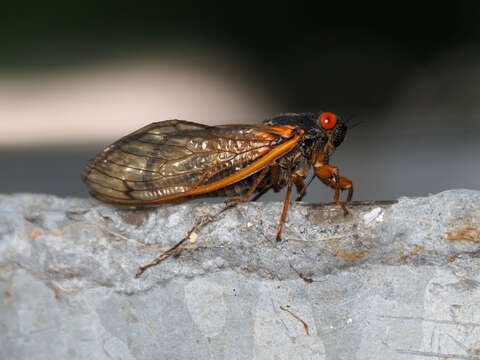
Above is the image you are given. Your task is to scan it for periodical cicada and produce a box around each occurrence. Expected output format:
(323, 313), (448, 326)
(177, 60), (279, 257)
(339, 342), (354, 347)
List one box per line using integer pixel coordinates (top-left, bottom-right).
(82, 112), (353, 276)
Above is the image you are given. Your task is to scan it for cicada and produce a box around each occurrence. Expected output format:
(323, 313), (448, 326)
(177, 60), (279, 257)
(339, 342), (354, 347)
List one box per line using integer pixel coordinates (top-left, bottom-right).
(82, 112), (353, 276)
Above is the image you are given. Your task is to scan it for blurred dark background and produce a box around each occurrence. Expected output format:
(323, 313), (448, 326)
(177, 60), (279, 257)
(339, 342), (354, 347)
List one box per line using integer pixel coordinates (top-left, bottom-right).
(1, 1), (479, 202)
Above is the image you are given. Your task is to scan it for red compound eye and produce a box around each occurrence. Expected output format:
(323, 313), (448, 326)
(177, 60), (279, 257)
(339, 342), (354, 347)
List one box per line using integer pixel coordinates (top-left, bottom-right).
(319, 112), (337, 130)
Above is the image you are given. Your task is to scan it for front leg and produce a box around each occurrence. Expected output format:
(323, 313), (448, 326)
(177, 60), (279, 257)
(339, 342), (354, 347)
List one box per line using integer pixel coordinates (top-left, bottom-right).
(314, 164), (353, 215)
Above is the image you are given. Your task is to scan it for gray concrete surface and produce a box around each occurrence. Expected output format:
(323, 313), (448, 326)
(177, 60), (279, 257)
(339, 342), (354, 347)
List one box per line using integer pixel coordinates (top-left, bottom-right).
(1, 190), (480, 359)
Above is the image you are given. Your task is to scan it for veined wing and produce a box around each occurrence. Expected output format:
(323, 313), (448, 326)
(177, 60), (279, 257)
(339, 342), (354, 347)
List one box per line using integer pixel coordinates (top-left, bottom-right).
(82, 120), (302, 205)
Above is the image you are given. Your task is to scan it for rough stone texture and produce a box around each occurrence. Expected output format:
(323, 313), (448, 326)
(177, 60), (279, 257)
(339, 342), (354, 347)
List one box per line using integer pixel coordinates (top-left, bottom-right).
(1, 189), (480, 359)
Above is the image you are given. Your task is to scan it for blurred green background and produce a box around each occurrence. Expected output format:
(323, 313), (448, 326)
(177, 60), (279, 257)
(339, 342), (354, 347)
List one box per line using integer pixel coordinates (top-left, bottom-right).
(1, 1), (479, 201)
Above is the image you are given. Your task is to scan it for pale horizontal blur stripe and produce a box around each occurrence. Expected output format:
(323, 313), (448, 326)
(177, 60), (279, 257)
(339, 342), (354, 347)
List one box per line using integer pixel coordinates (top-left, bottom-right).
(0, 60), (276, 147)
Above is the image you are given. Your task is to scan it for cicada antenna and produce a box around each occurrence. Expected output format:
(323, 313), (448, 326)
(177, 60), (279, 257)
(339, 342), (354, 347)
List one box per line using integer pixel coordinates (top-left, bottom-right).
(344, 113), (362, 130)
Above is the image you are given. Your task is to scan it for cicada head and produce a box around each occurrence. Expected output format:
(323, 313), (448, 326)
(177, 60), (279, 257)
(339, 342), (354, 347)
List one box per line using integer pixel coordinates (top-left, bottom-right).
(263, 111), (347, 158)
(314, 111), (347, 159)
(315, 112), (347, 148)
